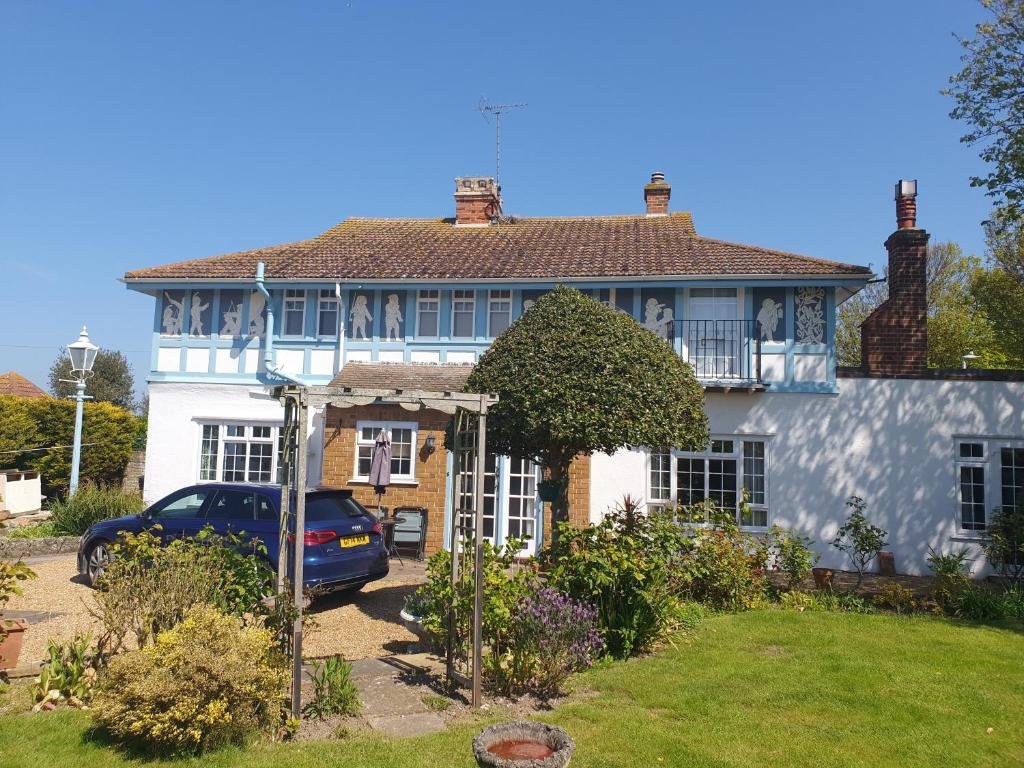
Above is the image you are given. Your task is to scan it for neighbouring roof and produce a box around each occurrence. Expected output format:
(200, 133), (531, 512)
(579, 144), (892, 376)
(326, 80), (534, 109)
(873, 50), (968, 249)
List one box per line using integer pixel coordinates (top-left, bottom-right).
(329, 362), (475, 392)
(0, 372), (48, 399)
(124, 213), (872, 282)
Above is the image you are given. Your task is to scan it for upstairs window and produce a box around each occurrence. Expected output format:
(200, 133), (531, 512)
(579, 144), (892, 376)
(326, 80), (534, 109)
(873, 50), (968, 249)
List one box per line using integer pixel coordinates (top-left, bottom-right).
(452, 290), (476, 338)
(283, 290), (306, 337)
(488, 289), (513, 336)
(417, 290), (440, 338)
(317, 290), (339, 338)
(649, 436), (770, 528)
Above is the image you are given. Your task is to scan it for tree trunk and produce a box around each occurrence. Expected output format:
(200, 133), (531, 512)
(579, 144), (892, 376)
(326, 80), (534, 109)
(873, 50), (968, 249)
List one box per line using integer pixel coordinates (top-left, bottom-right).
(546, 452), (572, 557)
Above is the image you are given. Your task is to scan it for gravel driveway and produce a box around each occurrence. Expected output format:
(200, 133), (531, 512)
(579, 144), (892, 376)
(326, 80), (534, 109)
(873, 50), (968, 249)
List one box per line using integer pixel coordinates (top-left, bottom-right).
(5, 554), (426, 664)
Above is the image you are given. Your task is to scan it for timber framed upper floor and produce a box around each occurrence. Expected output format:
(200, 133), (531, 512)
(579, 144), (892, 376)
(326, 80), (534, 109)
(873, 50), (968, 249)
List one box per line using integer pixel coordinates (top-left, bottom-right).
(123, 173), (873, 393)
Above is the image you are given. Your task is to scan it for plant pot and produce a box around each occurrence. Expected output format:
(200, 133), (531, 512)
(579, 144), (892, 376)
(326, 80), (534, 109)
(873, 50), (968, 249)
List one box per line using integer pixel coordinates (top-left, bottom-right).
(812, 567), (834, 590)
(0, 618), (28, 670)
(878, 551), (896, 577)
(473, 720), (575, 767)
(537, 481), (562, 503)
(399, 608), (426, 639)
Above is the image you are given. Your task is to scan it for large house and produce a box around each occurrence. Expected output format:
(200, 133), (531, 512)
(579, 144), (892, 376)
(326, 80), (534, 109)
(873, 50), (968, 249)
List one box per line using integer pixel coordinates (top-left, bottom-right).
(123, 173), (1024, 574)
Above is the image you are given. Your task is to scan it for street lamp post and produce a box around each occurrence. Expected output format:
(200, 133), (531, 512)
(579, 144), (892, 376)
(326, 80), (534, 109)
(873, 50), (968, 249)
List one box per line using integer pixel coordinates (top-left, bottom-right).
(67, 326), (99, 496)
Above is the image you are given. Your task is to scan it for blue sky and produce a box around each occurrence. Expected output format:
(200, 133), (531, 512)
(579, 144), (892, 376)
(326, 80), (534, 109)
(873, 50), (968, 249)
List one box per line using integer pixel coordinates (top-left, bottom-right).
(0, 1), (994, 394)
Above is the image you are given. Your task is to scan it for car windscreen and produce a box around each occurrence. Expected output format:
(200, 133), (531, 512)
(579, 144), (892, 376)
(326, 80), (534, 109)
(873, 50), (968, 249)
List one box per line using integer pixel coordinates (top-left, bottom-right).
(304, 494), (371, 522)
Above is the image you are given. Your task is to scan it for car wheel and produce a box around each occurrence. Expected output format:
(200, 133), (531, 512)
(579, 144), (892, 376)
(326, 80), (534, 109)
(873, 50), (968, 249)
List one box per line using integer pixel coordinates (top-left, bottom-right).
(86, 540), (113, 586)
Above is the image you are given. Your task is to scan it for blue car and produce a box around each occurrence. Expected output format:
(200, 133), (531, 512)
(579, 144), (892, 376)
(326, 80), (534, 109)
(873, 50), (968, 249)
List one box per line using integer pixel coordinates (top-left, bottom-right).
(76, 483), (389, 593)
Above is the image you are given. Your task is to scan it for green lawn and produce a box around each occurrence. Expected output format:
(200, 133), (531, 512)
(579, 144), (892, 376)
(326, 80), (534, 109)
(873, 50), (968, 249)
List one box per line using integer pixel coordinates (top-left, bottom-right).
(1, 610), (1022, 767)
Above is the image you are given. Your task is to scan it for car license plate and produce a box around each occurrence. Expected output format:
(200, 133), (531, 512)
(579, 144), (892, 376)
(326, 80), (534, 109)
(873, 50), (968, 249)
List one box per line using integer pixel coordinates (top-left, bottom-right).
(340, 534), (369, 548)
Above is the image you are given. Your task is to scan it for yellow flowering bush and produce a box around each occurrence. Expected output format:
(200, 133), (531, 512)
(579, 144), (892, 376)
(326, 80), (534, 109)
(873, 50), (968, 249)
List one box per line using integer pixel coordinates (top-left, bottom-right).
(91, 606), (287, 755)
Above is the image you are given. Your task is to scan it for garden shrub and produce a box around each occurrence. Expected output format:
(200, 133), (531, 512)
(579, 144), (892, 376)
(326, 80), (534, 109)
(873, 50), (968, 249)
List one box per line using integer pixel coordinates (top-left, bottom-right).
(303, 655), (360, 720)
(926, 546), (970, 609)
(91, 527), (278, 655)
(780, 590), (817, 611)
(416, 536), (538, 675)
(832, 496), (888, 587)
(3, 521), (57, 539)
(873, 583), (918, 615)
(546, 508), (686, 658)
(811, 590), (874, 614)
(19, 397), (139, 496)
(31, 634), (96, 711)
(983, 503), (1024, 582)
(491, 586), (604, 697)
(91, 606), (288, 756)
(674, 498), (769, 611)
(770, 526), (820, 590)
(953, 584), (1007, 621)
(49, 483), (144, 536)
(1002, 583), (1024, 619)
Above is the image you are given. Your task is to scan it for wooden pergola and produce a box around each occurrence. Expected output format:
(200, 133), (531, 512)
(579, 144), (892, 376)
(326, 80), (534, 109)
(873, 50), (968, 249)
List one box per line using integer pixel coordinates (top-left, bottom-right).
(272, 383), (497, 716)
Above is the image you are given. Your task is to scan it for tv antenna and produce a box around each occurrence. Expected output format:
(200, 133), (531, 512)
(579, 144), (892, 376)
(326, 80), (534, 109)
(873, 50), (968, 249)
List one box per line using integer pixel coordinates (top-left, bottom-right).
(478, 98), (527, 189)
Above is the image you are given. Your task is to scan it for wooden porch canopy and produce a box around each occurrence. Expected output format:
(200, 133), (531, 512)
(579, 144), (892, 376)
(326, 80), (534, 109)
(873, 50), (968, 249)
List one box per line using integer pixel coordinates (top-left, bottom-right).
(271, 379), (497, 714)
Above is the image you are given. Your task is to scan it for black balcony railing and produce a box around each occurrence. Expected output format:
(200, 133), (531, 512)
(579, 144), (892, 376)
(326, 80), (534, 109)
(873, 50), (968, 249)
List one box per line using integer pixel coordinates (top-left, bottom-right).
(676, 319), (761, 383)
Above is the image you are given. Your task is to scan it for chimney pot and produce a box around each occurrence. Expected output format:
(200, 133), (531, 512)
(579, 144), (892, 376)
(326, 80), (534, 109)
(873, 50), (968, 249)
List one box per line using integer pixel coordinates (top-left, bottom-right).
(894, 178), (918, 229)
(644, 171), (671, 216)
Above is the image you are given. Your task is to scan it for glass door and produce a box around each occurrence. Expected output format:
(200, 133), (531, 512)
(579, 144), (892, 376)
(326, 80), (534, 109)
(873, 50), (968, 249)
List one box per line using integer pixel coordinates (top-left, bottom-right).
(503, 456), (540, 555)
(687, 288), (740, 378)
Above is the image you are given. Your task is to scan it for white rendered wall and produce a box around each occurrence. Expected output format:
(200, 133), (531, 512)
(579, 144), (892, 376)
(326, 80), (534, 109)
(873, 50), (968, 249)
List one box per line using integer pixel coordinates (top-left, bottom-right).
(144, 381), (323, 505)
(589, 378), (1024, 576)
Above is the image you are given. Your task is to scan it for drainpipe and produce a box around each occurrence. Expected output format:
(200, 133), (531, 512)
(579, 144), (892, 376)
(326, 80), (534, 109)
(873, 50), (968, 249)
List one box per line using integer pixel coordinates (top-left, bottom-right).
(255, 261), (305, 386)
(335, 281), (344, 371)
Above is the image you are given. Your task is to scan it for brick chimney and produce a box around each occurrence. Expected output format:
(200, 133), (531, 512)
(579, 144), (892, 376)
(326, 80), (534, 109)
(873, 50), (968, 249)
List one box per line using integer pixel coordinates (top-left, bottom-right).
(860, 180), (929, 375)
(454, 176), (501, 226)
(644, 171), (671, 216)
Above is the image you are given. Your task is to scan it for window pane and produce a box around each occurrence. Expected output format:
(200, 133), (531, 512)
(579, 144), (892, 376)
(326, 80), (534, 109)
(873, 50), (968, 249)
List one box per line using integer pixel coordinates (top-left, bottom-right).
(488, 290), (512, 336)
(961, 465), (986, 530)
(710, 440), (734, 454)
(284, 292), (305, 336)
(252, 426), (271, 439)
(247, 443), (273, 483)
(200, 425), (219, 481)
(1001, 447), (1024, 510)
(207, 490), (254, 521)
(676, 458), (706, 506)
(650, 452), (671, 502)
(418, 290), (439, 337)
(742, 441), (766, 506)
(226, 425), (244, 437)
(156, 491), (210, 519)
(708, 458), (737, 510)
(452, 290), (475, 338)
(357, 446), (373, 477)
(960, 442), (984, 459)
(223, 442), (247, 481)
(318, 297), (339, 337)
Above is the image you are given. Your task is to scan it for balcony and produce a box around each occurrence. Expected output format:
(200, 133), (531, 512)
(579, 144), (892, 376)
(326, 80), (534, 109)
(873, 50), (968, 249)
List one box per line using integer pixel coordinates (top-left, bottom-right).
(675, 319), (763, 389)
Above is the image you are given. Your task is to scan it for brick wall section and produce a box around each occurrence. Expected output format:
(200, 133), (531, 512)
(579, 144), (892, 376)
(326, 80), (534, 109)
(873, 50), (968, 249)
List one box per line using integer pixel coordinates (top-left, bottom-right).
(321, 404), (593, 555)
(454, 196), (498, 225)
(644, 183), (670, 215)
(321, 404), (451, 555)
(539, 454), (592, 547)
(861, 228), (929, 376)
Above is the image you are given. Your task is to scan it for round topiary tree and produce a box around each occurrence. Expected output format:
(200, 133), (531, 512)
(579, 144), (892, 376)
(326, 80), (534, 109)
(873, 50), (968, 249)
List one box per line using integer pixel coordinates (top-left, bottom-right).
(466, 286), (708, 549)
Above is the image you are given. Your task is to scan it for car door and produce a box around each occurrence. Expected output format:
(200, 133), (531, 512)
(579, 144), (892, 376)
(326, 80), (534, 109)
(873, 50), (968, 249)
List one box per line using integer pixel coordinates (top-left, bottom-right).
(203, 488), (256, 540)
(148, 487), (213, 543)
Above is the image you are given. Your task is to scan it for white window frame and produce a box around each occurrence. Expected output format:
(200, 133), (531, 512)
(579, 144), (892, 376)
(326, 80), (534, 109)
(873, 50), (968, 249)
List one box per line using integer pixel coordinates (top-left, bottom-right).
(282, 289), (307, 338)
(954, 437), (1024, 534)
(487, 289), (513, 337)
(197, 422), (282, 485)
(416, 290), (440, 339)
(647, 434), (771, 529)
(353, 420), (418, 483)
(451, 289), (476, 339)
(317, 289), (339, 339)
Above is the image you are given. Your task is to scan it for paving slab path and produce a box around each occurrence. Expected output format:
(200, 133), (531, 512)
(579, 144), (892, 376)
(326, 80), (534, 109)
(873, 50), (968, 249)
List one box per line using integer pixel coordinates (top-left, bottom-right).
(306, 653), (448, 738)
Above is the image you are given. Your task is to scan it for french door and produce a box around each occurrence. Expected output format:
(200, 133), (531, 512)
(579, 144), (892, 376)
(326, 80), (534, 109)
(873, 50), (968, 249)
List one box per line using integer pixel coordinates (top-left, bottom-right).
(453, 453), (541, 555)
(687, 288), (740, 378)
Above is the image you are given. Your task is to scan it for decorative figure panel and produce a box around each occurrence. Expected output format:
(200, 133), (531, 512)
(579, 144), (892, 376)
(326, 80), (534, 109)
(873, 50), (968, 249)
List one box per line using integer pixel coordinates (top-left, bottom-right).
(521, 289), (546, 315)
(753, 288), (785, 343)
(248, 291), (266, 338)
(219, 290), (243, 338)
(640, 288), (675, 341)
(189, 290), (213, 337)
(349, 293), (373, 340)
(161, 291), (185, 336)
(381, 291), (406, 341)
(794, 287), (825, 344)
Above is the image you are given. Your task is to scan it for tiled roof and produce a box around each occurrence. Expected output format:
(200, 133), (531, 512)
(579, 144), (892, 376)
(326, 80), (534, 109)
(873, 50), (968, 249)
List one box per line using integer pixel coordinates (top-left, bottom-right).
(0, 372), (48, 398)
(124, 213), (871, 281)
(329, 362), (474, 392)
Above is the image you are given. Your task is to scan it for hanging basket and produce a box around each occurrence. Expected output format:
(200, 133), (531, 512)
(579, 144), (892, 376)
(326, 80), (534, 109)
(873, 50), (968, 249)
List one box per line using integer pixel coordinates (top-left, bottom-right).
(537, 480), (562, 503)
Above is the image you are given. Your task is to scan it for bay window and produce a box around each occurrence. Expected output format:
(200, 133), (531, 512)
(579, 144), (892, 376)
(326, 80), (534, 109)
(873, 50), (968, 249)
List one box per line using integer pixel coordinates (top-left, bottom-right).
(649, 436), (770, 528)
(199, 423), (282, 484)
(956, 438), (1024, 532)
